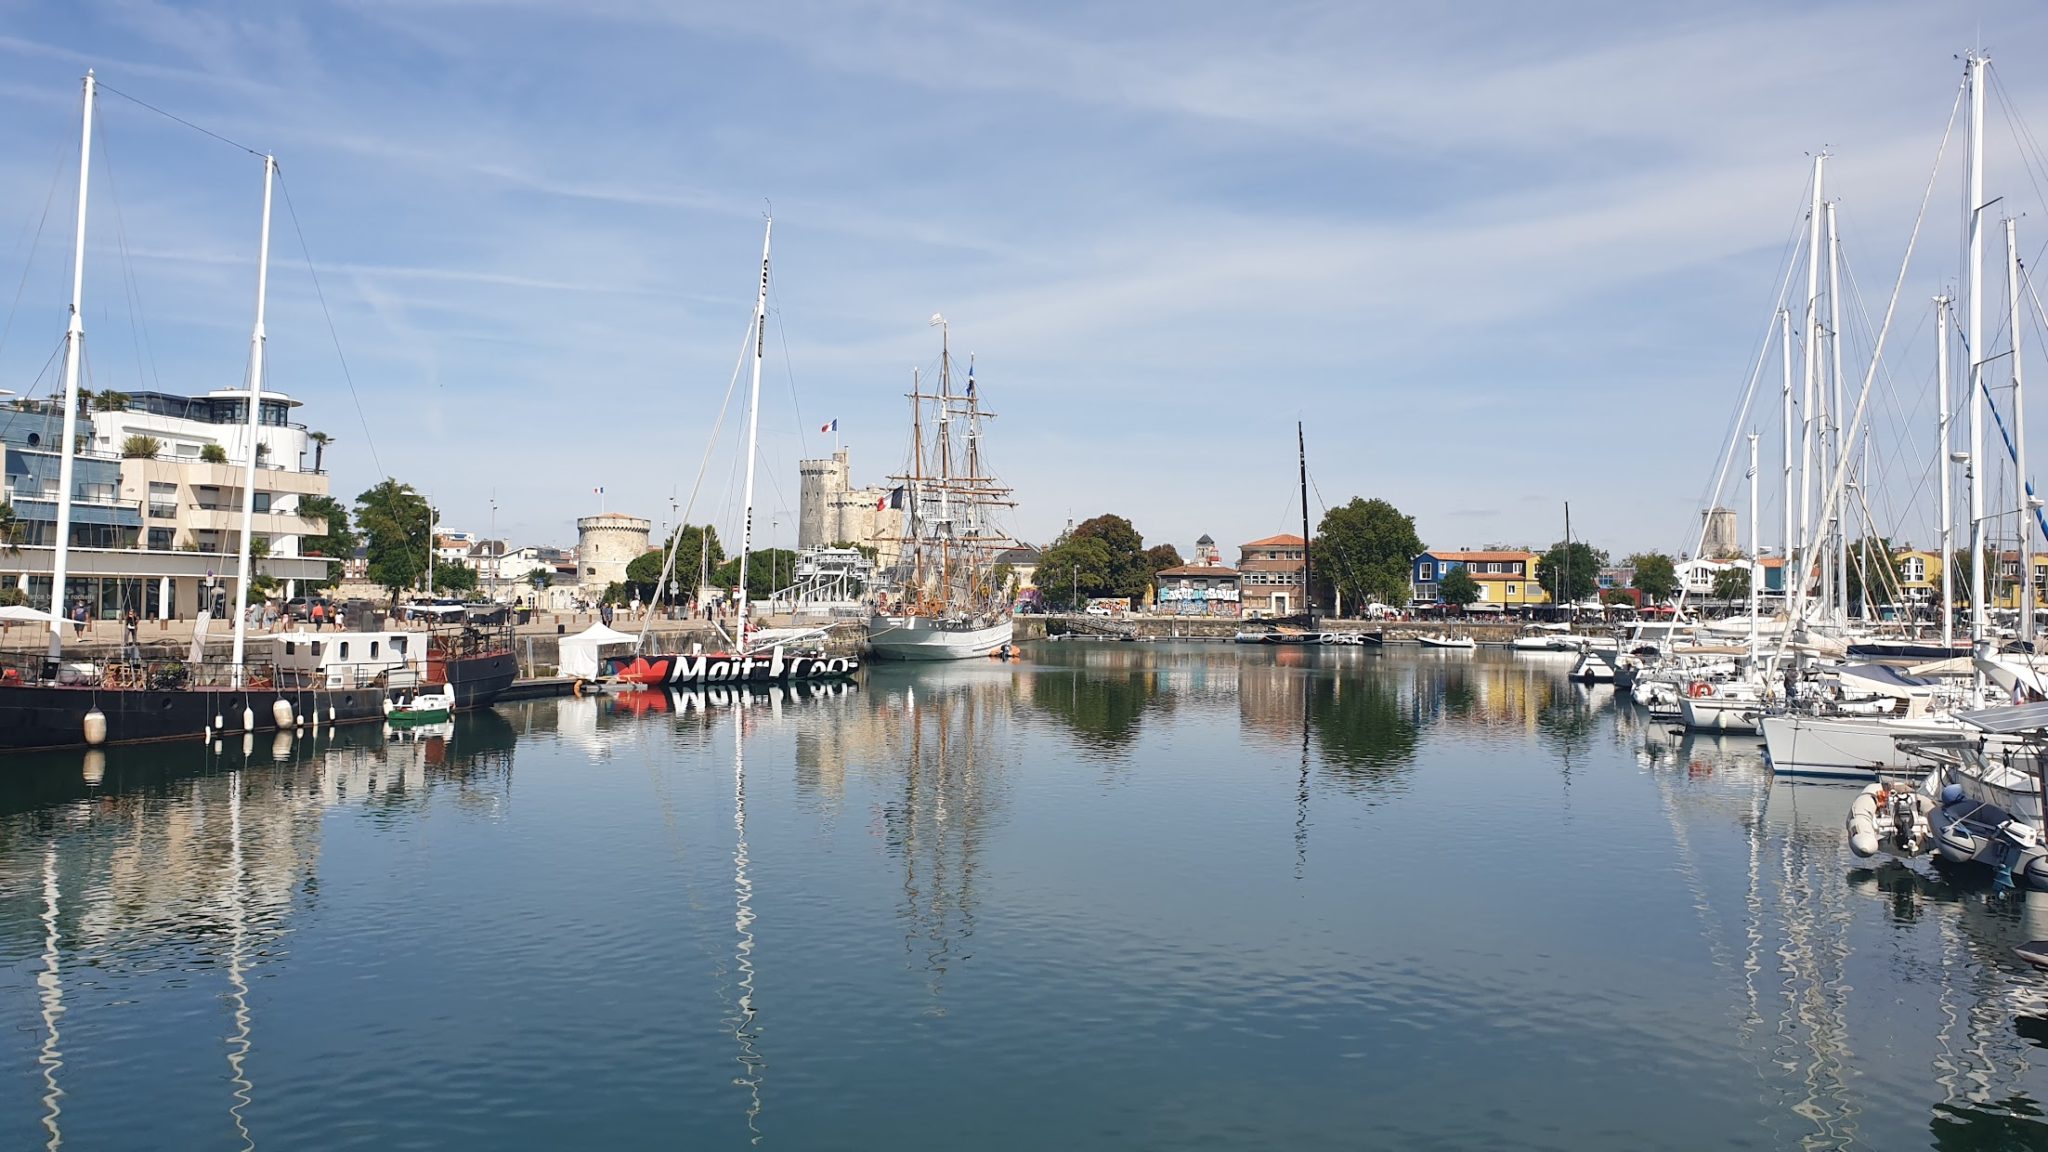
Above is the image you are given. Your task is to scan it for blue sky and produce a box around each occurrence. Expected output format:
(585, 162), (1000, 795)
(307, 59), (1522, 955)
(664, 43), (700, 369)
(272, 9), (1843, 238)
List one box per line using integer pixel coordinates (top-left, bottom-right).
(2, 1), (2046, 563)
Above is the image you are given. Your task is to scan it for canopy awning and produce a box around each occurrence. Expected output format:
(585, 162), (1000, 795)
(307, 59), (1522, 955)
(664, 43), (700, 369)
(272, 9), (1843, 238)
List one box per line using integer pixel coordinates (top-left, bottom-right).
(559, 623), (640, 679)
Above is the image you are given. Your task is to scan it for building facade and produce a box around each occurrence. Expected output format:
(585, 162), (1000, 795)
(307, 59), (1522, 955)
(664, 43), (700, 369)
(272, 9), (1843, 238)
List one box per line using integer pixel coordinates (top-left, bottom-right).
(1, 391), (331, 619)
(1410, 550), (1549, 611)
(1238, 534), (1306, 617)
(1154, 563), (1242, 616)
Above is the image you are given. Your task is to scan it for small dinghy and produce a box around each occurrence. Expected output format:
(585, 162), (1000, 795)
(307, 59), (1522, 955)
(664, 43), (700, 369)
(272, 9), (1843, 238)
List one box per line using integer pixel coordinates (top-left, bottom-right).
(1931, 783), (2048, 890)
(1845, 781), (1935, 860)
(2016, 941), (2048, 971)
(1417, 634), (1476, 650)
(387, 686), (455, 726)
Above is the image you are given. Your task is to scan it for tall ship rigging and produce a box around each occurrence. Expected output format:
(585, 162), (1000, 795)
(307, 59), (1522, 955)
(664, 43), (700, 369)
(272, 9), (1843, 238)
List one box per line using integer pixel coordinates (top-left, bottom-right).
(866, 317), (1018, 660)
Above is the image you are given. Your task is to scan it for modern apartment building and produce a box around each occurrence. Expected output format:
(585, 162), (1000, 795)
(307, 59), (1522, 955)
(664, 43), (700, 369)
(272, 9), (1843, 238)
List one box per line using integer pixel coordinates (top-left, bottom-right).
(0, 390), (332, 618)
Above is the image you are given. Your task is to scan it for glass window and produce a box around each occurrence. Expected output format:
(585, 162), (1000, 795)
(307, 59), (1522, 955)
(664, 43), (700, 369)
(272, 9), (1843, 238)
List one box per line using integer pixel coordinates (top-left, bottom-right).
(338, 641), (349, 660)
(253, 491), (271, 513)
(370, 641), (380, 658)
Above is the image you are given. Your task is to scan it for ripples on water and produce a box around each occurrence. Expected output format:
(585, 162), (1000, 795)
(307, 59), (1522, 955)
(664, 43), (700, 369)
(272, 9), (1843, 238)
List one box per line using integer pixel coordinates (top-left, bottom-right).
(5, 645), (2048, 1148)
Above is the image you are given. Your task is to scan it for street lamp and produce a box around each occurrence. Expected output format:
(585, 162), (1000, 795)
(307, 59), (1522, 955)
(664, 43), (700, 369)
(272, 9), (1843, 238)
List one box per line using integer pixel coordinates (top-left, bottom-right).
(1073, 564), (1079, 614)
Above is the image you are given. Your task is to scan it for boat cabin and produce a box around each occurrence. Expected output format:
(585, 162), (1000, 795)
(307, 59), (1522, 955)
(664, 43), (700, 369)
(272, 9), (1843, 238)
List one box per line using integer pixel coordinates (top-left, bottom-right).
(269, 630), (425, 690)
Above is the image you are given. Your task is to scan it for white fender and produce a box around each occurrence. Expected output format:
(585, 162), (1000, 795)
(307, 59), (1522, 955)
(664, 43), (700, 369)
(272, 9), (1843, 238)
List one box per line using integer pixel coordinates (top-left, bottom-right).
(272, 698), (295, 729)
(1847, 784), (1882, 858)
(242, 706), (256, 733)
(83, 707), (107, 747)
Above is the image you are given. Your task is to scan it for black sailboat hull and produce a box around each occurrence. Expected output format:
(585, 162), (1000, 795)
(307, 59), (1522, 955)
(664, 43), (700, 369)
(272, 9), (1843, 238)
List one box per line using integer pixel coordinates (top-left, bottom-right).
(442, 651), (519, 708)
(0, 682), (393, 752)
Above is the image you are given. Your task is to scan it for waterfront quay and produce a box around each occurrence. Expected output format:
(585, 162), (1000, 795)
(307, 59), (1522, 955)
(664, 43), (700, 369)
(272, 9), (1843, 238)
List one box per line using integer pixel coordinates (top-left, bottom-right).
(1016, 613), (1542, 645)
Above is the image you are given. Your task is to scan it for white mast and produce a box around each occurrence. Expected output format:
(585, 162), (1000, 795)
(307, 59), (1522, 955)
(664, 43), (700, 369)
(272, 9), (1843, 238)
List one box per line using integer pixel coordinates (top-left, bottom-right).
(229, 154), (275, 688)
(735, 218), (771, 642)
(1748, 432), (1761, 664)
(1968, 54), (1989, 654)
(2010, 216), (2035, 645)
(1799, 154), (1824, 617)
(1780, 308), (1794, 577)
(1937, 293), (1955, 647)
(47, 72), (96, 660)
(1826, 200), (1849, 620)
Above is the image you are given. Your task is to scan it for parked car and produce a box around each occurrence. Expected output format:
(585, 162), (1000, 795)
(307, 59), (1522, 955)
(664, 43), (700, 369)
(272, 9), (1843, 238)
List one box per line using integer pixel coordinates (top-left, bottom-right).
(1084, 604), (1112, 617)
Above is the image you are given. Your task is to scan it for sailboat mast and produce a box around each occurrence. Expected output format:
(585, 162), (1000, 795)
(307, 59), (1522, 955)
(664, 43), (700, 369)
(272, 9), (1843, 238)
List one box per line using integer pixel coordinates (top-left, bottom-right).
(1967, 54), (1990, 654)
(47, 72), (95, 659)
(229, 155), (275, 686)
(1748, 433), (1760, 663)
(1297, 422), (1312, 623)
(2010, 216), (2034, 645)
(936, 320), (952, 601)
(735, 218), (771, 640)
(909, 366), (924, 596)
(1563, 502), (1572, 619)
(1938, 294), (1954, 646)
(1780, 308), (1794, 573)
(1825, 201), (1849, 619)
(1799, 153), (1824, 617)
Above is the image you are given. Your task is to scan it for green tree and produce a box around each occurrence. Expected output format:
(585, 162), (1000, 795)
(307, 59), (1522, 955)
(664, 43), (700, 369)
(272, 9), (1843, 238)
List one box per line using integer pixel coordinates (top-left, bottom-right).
(1315, 497), (1425, 611)
(1844, 536), (1897, 611)
(624, 548), (669, 602)
(647, 523), (726, 593)
(1071, 514), (1153, 598)
(1438, 566), (1480, 611)
(0, 500), (18, 556)
(92, 389), (129, 412)
(120, 434), (161, 459)
(200, 443), (229, 465)
(355, 478), (432, 607)
(1536, 540), (1607, 606)
(1626, 551), (1677, 603)
(712, 549), (799, 601)
(1710, 565), (1751, 603)
(432, 561), (478, 595)
(1036, 533), (1114, 611)
(1146, 543), (1184, 572)
(297, 493), (356, 591)
(527, 567), (553, 590)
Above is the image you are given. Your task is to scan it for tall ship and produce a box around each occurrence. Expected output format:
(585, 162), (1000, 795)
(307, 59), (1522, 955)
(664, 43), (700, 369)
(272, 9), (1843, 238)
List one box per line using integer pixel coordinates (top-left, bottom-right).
(867, 317), (1018, 660)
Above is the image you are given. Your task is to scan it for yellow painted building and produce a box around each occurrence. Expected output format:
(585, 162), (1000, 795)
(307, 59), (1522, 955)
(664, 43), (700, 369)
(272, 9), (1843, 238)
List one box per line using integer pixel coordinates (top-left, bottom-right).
(1991, 552), (2048, 610)
(1412, 550), (1552, 611)
(1893, 549), (1942, 600)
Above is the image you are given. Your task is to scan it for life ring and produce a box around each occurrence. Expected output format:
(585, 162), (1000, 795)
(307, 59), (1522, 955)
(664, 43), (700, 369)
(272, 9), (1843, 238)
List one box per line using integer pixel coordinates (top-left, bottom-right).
(1687, 680), (1714, 699)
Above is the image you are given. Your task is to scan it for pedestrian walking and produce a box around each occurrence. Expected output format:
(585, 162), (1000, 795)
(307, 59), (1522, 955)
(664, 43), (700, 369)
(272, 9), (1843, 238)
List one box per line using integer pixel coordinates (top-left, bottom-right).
(311, 601), (325, 631)
(123, 608), (138, 646)
(71, 601), (86, 638)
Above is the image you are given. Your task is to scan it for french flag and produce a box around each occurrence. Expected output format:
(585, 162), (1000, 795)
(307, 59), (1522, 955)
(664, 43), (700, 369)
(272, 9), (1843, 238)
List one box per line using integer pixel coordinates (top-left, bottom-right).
(821, 418), (838, 433)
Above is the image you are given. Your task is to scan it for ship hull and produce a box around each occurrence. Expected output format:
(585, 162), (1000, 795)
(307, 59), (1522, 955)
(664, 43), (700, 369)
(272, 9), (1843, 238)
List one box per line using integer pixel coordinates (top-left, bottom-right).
(0, 681), (392, 752)
(609, 649), (861, 686)
(438, 650), (519, 708)
(866, 616), (1013, 661)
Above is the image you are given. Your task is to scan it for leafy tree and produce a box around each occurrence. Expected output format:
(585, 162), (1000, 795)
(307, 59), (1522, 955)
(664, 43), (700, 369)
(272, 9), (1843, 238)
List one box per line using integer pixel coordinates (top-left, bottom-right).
(201, 443), (229, 465)
(1947, 549), (1999, 606)
(640, 523), (726, 596)
(1536, 540), (1607, 605)
(92, 389), (129, 412)
(1438, 566), (1480, 611)
(120, 434), (161, 459)
(432, 561), (478, 595)
(0, 585), (24, 607)
(297, 493), (356, 590)
(712, 549), (799, 601)
(1071, 514), (1153, 598)
(355, 478), (432, 607)
(0, 501), (17, 556)
(1315, 497), (1425, 611)
(1710, 565), (1751, 603)
(1627, 551), (1677, 603)
(1145, 543), (1184, 572)
(1601, 588), (1636, 606)
(1036, 533), (1114, 611)
(527, 567), (552, 590)
(1844, 535), (1897, 611)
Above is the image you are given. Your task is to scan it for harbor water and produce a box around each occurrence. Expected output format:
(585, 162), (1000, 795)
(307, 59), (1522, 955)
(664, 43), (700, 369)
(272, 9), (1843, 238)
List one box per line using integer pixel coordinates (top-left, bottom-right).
(5, 643), (2048, 1149)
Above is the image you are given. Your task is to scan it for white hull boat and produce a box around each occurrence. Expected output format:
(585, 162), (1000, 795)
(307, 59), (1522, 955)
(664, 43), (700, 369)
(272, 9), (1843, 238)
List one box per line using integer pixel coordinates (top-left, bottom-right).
(1417, 634), (1476, 650)
(867, 615), (1013, 661)
(1677, 680), (1767, 734)
(1759, 712), (1966, 780)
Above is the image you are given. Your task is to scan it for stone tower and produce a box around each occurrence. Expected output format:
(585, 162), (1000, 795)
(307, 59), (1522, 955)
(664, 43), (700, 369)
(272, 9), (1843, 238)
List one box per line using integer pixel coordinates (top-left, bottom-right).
(576, 511), (651, 595)
(798, 448), (893, 561)
(1701, 507), (1739, 558)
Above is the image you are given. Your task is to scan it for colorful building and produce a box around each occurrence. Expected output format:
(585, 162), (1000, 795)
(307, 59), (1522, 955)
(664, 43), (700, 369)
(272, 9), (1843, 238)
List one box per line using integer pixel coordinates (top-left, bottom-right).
(1153, 563), (1242, 616)
(1410, 550), (1549, 612)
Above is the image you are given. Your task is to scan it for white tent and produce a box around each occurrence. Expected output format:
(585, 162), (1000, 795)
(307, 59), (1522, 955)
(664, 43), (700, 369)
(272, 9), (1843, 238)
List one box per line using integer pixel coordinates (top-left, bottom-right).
(559, 623), (639, 679)
(0, 605), (56, 624)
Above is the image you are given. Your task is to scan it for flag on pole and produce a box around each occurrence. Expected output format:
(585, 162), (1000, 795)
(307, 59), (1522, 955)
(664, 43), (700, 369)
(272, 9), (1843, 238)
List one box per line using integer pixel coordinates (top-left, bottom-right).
(965, 364), (975, 398)
(593, 486), (604, 495)
(821, 419), (837, 433)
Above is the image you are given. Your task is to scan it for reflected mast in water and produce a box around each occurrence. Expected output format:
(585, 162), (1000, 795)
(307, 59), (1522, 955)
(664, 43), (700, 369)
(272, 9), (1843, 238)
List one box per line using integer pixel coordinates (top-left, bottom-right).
(226, 766), (255, 1151)
(38, 843), (64, 1152)
(730, 700), (764, 1141)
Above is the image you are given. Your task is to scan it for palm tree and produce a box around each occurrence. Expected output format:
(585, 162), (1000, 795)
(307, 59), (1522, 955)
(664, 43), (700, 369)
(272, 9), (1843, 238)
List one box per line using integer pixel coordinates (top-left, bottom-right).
(93, 389), (129, 412)
(120, 434), (162, 459)
(200, 443), (229, 465)
(309, 431), (332, 473)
